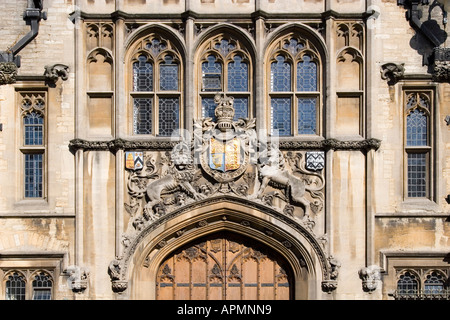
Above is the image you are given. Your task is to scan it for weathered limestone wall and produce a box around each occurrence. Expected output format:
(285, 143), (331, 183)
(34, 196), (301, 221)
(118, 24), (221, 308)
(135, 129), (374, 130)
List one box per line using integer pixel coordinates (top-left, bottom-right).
(0, 0), (76, 299)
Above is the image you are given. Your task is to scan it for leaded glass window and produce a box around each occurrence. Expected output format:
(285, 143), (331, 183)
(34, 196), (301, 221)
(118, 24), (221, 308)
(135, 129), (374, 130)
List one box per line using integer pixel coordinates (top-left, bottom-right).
(407, 109), (428, 146)
(404, 91), (432, 199)
(25, 153), (43, 198)
(133, 55), (153, 91)
(407, 153), (427, 198)
(20, 92), (46, 199)
(424, 272), (445, 295)
(298, 98), (317, 134)
(24, 112), (44, 146)
(130, 34), (181, 136)
(397, 271), (419, 295)
(268, 35), (321, 136)
(6, 272), (26, 300)
(228, 55), (248, 92)
(159, 97), (180, 137)
(199, 34), (252, 121)
(32, 272), (52, 300)
(297, 55), (317, 92)
(202, 55), (222, 92)
(133, 98), (153, 135)
(271, 56), (291, 92)
(271, 97), (292, 136)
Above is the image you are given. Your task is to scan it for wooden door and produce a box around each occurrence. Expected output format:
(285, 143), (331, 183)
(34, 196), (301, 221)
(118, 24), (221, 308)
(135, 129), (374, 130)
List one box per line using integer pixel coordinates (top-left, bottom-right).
(156, 232), (292, 300)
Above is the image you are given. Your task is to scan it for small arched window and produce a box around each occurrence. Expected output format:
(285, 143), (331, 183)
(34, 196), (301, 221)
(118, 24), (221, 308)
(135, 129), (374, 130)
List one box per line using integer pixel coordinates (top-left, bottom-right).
(198, 35), (252, 121)
(129, 33), (182, 137)
(268, 34), (322, 136)
(32, 272), (53, 300)
(5, 272), (26, 300)
(397, 271), (419, 296)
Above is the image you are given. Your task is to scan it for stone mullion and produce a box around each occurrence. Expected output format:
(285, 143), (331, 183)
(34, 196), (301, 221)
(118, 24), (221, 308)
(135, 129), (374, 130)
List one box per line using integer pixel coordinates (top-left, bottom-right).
(185, 17), (195, 136)
(254, 17), (266, 142)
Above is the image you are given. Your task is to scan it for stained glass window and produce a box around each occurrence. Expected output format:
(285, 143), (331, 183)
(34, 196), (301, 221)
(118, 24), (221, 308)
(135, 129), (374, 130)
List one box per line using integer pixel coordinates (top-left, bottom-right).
(202, 55), (222, 92)
(160, 55), (178, 91)
(133, 98), (152, 135)
(228, 56), (248, 92)
(32, 272), (52, 300)
(298, 98), (316, 134)
(271, 56), (291, 92)
(297, 55), (317, 92)
(271, 97), (291, 136)
(407, 109), (427, 146)
(133, 55), (153, 92)
(158, 97), (180, 137)
(24, 112), (44, 146)
(407, 153), (427, 198)
(6, 272), (26, 300)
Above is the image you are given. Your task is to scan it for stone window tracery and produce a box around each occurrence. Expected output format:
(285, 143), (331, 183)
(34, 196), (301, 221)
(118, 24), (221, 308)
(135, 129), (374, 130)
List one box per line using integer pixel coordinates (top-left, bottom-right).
(3, 270), (53, 300)
(268, 34), (322, 136)
(129, 33), (182, 137)
(394, 269), (449, 300)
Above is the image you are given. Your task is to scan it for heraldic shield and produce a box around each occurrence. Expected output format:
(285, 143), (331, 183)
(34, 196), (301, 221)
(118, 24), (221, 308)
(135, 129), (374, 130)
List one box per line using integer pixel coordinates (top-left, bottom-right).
(209, 137), (241, 172)
(195, 93), (256, 183)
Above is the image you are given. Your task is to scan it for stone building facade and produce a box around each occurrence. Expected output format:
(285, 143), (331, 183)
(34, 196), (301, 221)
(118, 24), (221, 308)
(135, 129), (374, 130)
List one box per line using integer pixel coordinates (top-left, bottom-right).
(0, 0), (448, 300)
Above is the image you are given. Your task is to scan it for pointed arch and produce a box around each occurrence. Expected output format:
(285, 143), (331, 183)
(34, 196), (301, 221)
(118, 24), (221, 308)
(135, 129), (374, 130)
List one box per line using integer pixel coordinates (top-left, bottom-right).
(110, 198), (333, 300)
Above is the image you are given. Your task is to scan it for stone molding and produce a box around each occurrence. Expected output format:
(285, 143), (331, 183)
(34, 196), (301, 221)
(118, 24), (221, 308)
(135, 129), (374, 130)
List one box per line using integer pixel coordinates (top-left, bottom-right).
(69, 137), (381, 153)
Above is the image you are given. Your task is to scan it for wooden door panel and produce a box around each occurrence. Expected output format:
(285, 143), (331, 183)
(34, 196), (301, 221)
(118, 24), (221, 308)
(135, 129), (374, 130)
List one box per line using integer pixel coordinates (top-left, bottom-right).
(156, 233), (292, 300)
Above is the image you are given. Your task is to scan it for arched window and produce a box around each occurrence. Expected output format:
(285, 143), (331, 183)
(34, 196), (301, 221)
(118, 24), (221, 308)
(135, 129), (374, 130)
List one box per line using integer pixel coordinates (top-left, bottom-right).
(268, 34), (321, 136)
(5, 272), (26, 300)
(397, 271), (419, 296)
(404, 91), (432, 199)
(32, 272), (53, 300)
(129, 33), (182, 137)
(198, 35), (252, 121)
(424, 271), (445, 295)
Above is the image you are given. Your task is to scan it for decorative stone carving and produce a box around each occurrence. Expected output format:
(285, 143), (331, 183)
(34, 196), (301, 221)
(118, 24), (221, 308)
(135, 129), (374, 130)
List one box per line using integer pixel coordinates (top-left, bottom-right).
(358, 265), (381, 293)
(66, 265), (90, 293)
(44, 63), (69, 83)
(433, 47), (450, 82)
(108, 257), (128, 293)
(0, 62), (18, 85)
(380, 62), (405, 85)
(111, 93), (340, 293)
(250, 145), (324, 219)
(321, 255), (341, 293)
(194, 93), (256, 183)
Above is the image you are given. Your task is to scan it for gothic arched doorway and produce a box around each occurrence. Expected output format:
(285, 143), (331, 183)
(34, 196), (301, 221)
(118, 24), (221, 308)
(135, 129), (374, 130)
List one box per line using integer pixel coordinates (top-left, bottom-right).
(155, 232), (294, 300)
